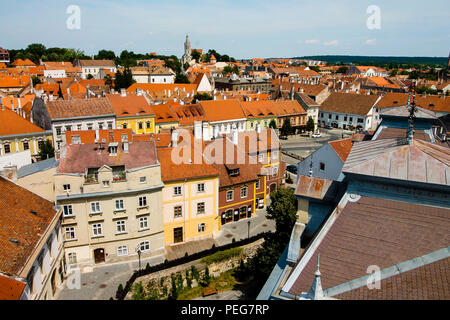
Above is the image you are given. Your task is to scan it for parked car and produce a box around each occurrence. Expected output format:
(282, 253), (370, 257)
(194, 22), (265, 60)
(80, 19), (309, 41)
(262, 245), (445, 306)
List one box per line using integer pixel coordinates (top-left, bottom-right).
(286, 165), (298, 175)
(312, 132), (322, 138)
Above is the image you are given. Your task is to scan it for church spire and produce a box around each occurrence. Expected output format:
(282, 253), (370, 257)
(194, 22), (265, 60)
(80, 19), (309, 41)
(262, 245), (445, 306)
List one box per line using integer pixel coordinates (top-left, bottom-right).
(307, 254), (324, 300)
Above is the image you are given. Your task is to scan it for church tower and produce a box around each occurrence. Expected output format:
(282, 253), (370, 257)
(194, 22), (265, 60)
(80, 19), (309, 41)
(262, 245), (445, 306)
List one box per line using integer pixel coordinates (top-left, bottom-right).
(181, 34), (192, 66)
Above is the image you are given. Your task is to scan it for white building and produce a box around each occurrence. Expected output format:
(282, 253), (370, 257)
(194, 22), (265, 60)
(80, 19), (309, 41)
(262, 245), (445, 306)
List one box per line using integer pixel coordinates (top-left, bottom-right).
(76, 60), (117, 80)
(44, 69), (67, 79)
(131, 66), (175, 84)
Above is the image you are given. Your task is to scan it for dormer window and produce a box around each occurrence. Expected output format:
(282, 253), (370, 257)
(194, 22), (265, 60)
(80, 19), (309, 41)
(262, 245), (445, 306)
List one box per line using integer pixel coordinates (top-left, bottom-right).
(229, 168), (240, 176)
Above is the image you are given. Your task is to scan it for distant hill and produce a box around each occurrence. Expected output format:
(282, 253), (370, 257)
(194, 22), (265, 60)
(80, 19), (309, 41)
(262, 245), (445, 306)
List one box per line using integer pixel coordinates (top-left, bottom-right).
(291, 55), (448, 65)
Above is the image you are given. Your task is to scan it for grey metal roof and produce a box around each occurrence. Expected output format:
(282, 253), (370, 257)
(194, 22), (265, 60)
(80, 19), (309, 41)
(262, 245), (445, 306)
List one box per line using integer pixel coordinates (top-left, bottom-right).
(17, 158), (58, 179)
(380, 105), (438, 119)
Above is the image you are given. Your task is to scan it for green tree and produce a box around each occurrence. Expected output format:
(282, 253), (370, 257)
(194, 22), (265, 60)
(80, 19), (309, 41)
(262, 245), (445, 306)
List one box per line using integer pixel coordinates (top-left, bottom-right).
(222, 65), (239, 75)
(280, 118), (292, 137)
(86, 74), (94, 80)
(31, 76), (41, 86)
(175, 73), (190, 84)
(193, 93), (213, 101)
(266, 188), (298, 240)
(114, 68), (135, 91)
(38, 140), (55, 160)
(309, 66), (320, 73)
(200, 266), (211, 287)
(95, 49), (116, 60)
(306, 116), (315, 132)
(336, 66), (348, 74)
(192, 50), (201, 62)
(104, 74), (113, 87)
(269, 119), (277, 129)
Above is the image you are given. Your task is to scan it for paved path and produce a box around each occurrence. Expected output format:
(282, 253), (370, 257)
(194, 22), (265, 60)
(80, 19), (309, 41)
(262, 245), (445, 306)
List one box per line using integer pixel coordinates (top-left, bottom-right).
(55, 206), (274, 300)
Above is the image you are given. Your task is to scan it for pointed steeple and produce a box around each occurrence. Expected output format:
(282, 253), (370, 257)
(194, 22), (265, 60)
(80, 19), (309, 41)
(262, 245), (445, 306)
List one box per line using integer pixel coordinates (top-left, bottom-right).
(307, 254), (324, 300)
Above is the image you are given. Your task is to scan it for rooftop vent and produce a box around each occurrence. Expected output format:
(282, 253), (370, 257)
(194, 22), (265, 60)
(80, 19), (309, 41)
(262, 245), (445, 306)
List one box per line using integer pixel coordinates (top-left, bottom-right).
(9, 238), (19, 244)
(30, 210), (38, 216)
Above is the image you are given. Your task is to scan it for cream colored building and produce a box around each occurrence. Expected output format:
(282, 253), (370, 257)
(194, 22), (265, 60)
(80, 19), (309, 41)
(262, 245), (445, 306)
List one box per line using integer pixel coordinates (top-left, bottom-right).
(55, 138), (165, 267)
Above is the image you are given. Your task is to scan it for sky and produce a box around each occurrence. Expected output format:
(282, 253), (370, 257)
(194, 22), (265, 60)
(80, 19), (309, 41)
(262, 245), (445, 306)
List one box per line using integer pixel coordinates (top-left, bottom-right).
(1, 0), (449, 59)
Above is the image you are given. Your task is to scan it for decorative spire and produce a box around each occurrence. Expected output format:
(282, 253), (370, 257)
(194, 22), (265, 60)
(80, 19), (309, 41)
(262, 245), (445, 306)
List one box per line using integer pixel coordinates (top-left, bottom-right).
(307, 254), (324, 300)
(406, 81), (417, 145)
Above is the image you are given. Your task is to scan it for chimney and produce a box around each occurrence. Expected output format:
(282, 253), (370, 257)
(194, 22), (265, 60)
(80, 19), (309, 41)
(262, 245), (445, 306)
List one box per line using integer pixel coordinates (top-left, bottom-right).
(171, 128), (178, 147)
(49, 93), (54, 102)
(120, 88), (126, 97)
(256, 123), (261, 134)
(86, 85), (90, 99)
(95, 129), (100, 141)
(232, 128), (238, 145)
(1, 165), (18, 181)
(194, 121), (202, 139)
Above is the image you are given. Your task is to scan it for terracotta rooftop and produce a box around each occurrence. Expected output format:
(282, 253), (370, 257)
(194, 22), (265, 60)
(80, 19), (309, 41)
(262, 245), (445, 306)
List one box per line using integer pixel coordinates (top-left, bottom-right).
(287, 196), (450, 298)
(375, 92), (450, 113)
(0, 108), (45, 136)
(168, 103), (207, 126)
(0, 177), (59, 276)
(294, 175), (334, 200)
(57, 140), (158, 174)
(150, 103), (180, 124)
(78, 60), (115, 67)
(106, 93), (154, 118)
(0, 275), (26, 300)
(240, 100), (277, 119)
(320, 92), (381, 116)
(375, 127), (432, 143)
(65, 129), (133, 145)
(328, 138), (353, 162)
(199, 99), (246, 122)
(46, 97), (115, 120)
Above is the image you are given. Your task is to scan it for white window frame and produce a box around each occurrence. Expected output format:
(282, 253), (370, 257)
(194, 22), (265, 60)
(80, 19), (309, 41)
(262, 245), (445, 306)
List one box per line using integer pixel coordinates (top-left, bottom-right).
(68, 252), (77, 264)
(92, 223), (103, 237)
(63, 184), (71, 192)
(174, 186), (182, 196)
(91, 202), (101, 214)
(256, 180), (260, 189)
(197, 183), (205, 193)
(138, 196), (147, 208)
(197, 202), (205, 215)
(198, 223), (206, 233)
(63, 205), (74, 217)
(174, 206), (182, 218)
(64, 226), (75, 240)
(115, 199), (125, 211)
(117, 245), (128, 256)
(139, 241), (150, 252)
(226, 190), (234, 202)
(116, 220), (127, 234)
(140, 176), (146, 184)
(241, 187), (248, 198)
(139, 216), (149, 230)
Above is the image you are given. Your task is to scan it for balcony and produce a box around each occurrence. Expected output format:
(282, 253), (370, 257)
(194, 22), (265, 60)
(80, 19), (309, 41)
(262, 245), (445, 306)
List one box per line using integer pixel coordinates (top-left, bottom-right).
(112, 171), (126, 182)
(85, 173), (99, 184)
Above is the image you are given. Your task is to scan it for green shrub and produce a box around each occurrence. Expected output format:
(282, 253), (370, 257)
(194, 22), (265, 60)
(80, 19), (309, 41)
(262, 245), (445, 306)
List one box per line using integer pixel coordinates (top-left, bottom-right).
(201, 247), (243, 265)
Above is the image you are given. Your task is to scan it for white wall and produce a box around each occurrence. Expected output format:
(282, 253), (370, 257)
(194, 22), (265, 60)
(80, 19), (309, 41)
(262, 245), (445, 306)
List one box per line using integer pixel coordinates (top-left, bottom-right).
(44, 70), (67, 79)
(0, 149), (31, 170)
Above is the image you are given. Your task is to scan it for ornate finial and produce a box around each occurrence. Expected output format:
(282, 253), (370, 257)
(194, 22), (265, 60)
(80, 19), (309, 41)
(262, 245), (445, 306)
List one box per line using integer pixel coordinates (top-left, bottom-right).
(307, 253), (324, 299)
(407, 81), (417, 145)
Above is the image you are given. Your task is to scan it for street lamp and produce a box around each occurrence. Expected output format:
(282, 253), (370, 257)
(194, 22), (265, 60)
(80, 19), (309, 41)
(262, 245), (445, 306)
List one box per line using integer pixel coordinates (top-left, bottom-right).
(136, 247), (142, 271)
(247, 220), (251, 239)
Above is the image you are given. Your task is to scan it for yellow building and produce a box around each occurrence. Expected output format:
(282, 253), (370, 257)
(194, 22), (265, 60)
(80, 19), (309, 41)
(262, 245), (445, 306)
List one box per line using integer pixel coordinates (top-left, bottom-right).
(157, 147), (219, 244)
(107, 93), (156, 134)
(240, 100), (277, 131)
(0, 106), (53, 161)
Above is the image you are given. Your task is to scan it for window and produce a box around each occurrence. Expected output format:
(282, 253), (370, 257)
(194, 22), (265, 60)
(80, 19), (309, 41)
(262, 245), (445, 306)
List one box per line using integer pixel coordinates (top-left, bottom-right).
(117, 245), (128, 256)
(87, 124), (93, 130)
(328, 114), (331, 119)
(23, 141), (29, 150)
(140, 176), (146, 184)
(3, 144), (10, 153)
(91, 202), (101, 213)
(258, 153), (264, 163)
(272, 151), (278, 159)
(26, 268), (35, 294)
(174, 186), (182, 196)
(197, 183), (205, 193)
(68, 252), (77, 264)
(99, 123), (104, 130)
(197, 202), (205, 215)
(320, 162), (325, 171)
(108, 122), (113, 129)
(335, 115), (339, 120)
(256, 180), (260, 189)
(357, 118), (364, 123)
(77, 124), (82, 131)
(64, 227), (75, 240)
(38, 140), (44, 150)
(139, 241), (150, 252)
(72, 135), (81, 144)
(349, 117), (353, 122)
(138, 196), (147, 207)
(65, 125), (72, 132)
(198, 223), (206, 233)
(63, 205), (73, 217)
(103, 180), (110, 187)
(174, 206), (182, 218)
(138, 122), (143, 130)
(344, 116), (347, 121)
(146, 121), (151, 129)
(63, 184), (71, 192)
(122, 123), (127, 129)
(55, 127), (62, 136)
(92, 223), (103, 237)
(139, 217), (149, 230)
(241, 187), (248, 198)
(273, 166), (278, 177)
(115, 200), (124, 210)
(116, 220), (126, 234)
(226, 190), (234, 202)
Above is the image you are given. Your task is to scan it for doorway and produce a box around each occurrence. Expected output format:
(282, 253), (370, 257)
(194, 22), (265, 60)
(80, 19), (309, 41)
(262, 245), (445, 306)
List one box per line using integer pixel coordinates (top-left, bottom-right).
(174, 227), (183, 243)
(93, 248), (105, 264)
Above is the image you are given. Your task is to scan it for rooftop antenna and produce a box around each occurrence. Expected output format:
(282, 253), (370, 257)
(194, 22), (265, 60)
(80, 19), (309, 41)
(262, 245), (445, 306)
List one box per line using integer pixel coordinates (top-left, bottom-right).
(406, 81), (417, 145)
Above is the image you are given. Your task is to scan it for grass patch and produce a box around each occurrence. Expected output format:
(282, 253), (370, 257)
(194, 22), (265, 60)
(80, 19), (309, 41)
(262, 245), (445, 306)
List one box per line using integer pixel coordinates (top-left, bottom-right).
(178, 269), (238, 300)
(200, 247), (243, 265)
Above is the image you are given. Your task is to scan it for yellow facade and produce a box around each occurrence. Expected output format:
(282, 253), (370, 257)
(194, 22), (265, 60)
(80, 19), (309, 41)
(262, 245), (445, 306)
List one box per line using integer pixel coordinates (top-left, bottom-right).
(0, 132), (53, 157)
(116, 115), (156, 134)
(246, 116), (277, 131)
(162, 176), (219, 245)
(155, 121), (179, 133)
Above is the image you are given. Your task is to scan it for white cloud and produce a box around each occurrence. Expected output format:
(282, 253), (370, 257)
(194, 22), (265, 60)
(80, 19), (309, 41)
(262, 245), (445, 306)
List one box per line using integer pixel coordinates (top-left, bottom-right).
(365, 39), (376, 45)
(305, 39), (320, 44)
(324, 40), (339, 46)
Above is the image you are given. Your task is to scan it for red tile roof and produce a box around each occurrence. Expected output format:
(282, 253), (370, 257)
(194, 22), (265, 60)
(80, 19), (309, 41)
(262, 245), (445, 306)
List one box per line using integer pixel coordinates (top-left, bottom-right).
(65, 129), (133, 144)
(0, 275), (26, 300)
(328, 138), (353, 162)
(106, 93), (154, 118)
(0, 108), (45, 136)
(0, 177), (59, 276)
(199, 99), (246, 122)
(46, 97), (115, 120)
(320, 92), (381, 115)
